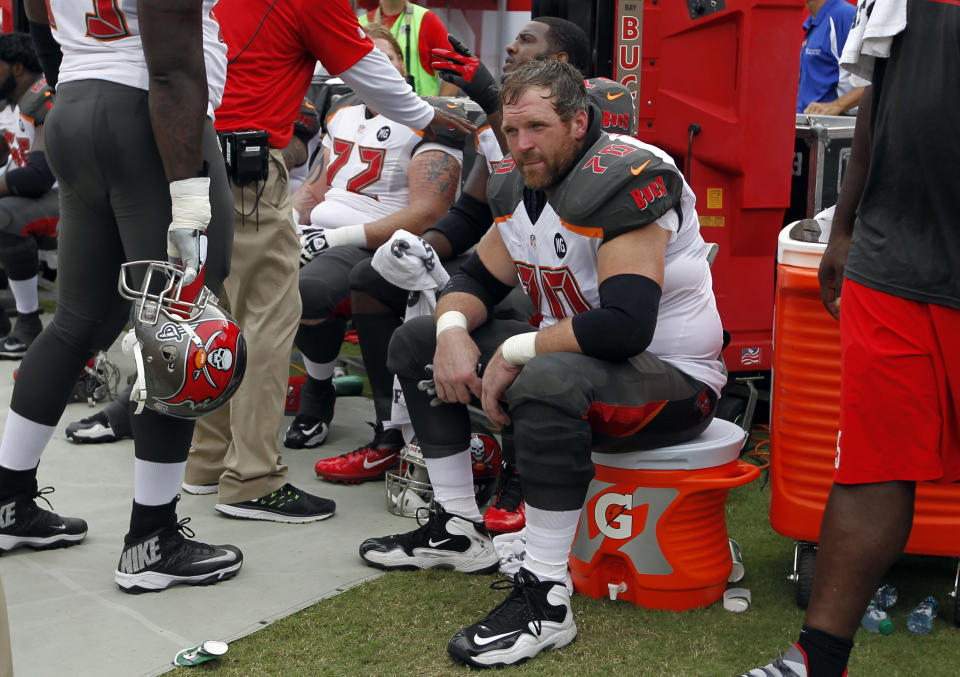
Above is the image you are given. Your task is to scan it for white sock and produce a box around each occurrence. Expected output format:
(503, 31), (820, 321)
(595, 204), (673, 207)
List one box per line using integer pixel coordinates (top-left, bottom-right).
(134, 459), (186, 506)
(9, 276), (39, 315)
(0, 409), (53, 470)
(523, 505), (581, 583)
(424, 449), (482, 521)
(303, 356), (336, 381)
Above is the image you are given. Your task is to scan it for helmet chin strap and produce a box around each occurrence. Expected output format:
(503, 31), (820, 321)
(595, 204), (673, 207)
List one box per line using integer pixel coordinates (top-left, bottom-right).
(122, 328), (147, 415)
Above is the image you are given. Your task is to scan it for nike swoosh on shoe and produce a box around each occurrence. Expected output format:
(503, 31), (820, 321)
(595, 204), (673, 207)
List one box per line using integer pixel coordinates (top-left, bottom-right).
(362, 454), (398, 470)
(302, 422), (325, 437)
(193, 552), (238, 567)
(473, 630), (521, 646)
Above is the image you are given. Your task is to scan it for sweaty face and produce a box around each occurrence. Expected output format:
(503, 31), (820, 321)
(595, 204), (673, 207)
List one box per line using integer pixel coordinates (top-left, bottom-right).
(502, 86), (583, 193)
(503, 21), (553, 73)
(373, 37), (405, 76)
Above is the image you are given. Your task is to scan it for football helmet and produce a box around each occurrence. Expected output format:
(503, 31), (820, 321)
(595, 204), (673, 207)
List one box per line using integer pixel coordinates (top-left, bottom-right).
(118, 261), (246, 419)
(385, 432), (502, 517)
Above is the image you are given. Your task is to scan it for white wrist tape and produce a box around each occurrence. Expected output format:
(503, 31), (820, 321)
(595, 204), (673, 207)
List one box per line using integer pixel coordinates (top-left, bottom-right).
(436, 310), (468, 337)
(501, 332), (538, 366)
(167, 177), (210, 257)
(323, 224), (367, 248)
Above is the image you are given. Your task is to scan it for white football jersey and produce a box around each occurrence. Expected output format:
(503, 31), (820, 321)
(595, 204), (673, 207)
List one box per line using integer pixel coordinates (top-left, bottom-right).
(47, 0), (227, 117)
(311, 102), (462, 227)
(493, 134), (725, 396)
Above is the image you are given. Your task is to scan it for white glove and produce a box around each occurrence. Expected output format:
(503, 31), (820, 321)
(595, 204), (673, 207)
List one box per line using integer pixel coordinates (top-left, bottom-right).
(299, 224), (367, 265)
(299, 227), (330, 266)
(167, 177), (210, 284)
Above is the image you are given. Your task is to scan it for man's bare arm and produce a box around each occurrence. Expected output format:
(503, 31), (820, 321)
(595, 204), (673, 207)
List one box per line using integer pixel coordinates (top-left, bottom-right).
(281, 136), (307, 171)
(291, 147), (329, 225)
(139, 0), (207, 182)
(361, 150), (460, 248)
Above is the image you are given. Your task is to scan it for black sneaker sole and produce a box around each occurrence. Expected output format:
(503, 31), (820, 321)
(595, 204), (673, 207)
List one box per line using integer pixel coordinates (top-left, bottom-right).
(115, 561), (242, 594)
(0, 531), (87, 555)
(213, 503), (335, 524)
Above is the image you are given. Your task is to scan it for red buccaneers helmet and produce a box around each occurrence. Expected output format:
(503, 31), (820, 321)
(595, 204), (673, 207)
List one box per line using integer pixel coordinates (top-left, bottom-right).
(118, 261), (246, 419)
(385, 432), (502, 517)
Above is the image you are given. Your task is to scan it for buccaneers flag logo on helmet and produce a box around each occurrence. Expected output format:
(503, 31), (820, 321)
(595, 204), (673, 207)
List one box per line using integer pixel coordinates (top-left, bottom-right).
(119, 261), (246, 420)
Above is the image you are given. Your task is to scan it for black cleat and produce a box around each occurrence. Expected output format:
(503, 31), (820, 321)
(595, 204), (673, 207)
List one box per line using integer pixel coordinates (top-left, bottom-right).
(114, 518), (242, 593)
(0, 487), (87, 554)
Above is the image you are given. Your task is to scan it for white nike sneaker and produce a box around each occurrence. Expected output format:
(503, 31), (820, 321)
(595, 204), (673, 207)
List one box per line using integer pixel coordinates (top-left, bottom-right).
(447, 567), (577, 668)
(358, 504), (499, 573)
(740, 644), (825, 677)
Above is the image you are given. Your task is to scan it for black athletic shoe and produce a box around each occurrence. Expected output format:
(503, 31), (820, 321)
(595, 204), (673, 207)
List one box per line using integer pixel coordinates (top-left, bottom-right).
(284, 376), (336, 449)
(114, 518), (242, 593)
(214, 483), (335, 523)
(66, 410), (131, 444)
(0, 487), (87, 554)
(0, 310), (42, 359)
(359, 504), (499, 573)
(447, 568), (577, 668)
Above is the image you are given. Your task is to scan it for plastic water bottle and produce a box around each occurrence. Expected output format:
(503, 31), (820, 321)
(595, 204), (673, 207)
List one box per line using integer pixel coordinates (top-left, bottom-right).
(861, 600), (894, 635)
(907, 596), (938, 635)
(874, 584), (898, 610)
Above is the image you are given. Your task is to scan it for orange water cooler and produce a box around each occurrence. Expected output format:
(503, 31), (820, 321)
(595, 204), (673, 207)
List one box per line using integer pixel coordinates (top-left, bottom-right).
(771, 225), (960, 611)
(569, 418), (759, 611)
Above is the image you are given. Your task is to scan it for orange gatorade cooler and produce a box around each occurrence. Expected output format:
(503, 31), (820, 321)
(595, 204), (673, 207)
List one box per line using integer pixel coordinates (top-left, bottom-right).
(569, 418), (759, 611)
(771, 225), (960, 559)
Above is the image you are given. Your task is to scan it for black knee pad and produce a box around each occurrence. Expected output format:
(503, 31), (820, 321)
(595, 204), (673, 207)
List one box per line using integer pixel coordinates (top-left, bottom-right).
(348, 258), (408, 316)
(386, 315), (435, 379)
(512, 400), (595, 511)
(0, 232), (39, 280)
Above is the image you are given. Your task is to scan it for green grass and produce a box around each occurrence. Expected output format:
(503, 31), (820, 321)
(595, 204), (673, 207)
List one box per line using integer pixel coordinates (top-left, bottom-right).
(170, 427), (960, 676)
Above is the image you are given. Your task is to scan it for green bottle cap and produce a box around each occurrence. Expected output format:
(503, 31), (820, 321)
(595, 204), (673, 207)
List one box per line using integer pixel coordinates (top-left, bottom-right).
(879, 618), (894, 635)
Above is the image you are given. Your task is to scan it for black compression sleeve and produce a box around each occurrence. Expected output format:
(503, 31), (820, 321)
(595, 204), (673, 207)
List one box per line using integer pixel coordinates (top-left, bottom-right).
(425, 192), (493, 257)
(438, 251), (513, 311)
(5, 151), (55, 198)
(571, 274), (661, 361)
(29, 21), (62, 88)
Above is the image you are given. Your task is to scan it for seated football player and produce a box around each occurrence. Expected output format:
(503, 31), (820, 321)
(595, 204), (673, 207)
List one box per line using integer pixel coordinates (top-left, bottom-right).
(357, 60), (726, 668)
(333, 14), (633, 526)
(283, 24), (465, 465)
(0, 34), (58, 358)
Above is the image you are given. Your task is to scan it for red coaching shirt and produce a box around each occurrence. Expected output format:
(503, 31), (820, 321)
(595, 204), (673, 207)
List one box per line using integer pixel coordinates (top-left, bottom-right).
(215, 0), (374, 148)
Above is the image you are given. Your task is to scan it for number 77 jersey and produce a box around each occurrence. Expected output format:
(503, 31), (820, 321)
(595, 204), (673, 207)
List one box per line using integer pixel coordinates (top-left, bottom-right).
(47, 0), (226, 116)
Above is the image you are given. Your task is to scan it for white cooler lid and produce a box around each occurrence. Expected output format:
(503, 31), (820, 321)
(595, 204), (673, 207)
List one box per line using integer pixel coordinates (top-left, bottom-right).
(778, 223), (827, 269)
(591, 417), (747, 471)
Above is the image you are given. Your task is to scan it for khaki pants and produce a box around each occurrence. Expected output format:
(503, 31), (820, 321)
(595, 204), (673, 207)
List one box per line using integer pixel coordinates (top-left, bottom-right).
(0, 577), (12, 677)
(186, 149), (302, 503)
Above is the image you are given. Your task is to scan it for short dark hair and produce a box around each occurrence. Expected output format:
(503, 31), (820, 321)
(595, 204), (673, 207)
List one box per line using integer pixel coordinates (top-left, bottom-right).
(500, 60), (587, 121)
(532, 16), (590, 74)
(0, 33), (41, 75)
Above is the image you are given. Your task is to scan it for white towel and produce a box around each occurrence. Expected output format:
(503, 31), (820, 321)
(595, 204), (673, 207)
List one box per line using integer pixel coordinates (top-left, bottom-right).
(840, 0), (908, 82)
(372, 230), (451, 433)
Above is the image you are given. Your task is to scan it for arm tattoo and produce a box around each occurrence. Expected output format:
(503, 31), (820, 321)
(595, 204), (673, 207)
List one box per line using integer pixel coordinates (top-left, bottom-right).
(410, 151), (460, 202)
(281, 137), (308, 170)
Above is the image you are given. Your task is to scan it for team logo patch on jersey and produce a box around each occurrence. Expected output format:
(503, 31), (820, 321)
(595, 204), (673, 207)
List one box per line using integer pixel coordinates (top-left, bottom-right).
(554, 233), (567, 258)
(376, 126), (391, 142)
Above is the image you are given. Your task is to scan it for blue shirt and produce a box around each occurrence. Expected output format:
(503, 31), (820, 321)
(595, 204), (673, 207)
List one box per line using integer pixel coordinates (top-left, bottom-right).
(797, 0), (857, 113)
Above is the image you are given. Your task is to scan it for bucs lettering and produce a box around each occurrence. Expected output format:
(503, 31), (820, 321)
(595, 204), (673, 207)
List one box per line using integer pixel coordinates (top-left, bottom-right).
(632, 175), (668, 210)
(601, 110), (631, 132)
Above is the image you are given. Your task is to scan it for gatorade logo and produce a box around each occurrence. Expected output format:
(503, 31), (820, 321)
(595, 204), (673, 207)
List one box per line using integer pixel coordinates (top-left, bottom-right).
(595, 492), (635, 539)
